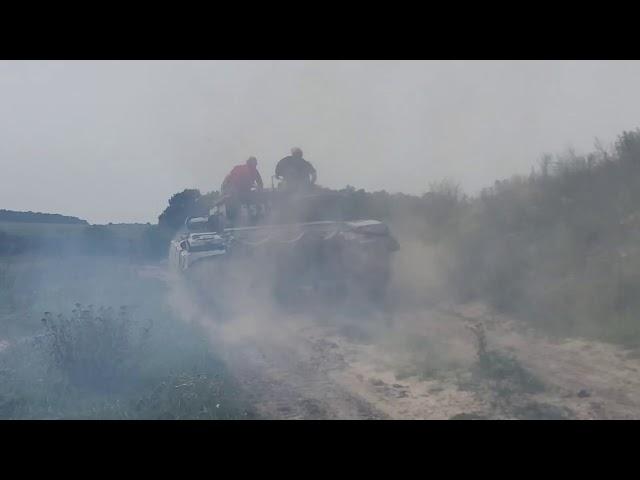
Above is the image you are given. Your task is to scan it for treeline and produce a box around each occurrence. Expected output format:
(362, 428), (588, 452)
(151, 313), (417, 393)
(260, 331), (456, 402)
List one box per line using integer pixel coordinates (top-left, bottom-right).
(158, 189), (220, 232)
(154, 182), (463, 234)
(0, 210), (88, 224)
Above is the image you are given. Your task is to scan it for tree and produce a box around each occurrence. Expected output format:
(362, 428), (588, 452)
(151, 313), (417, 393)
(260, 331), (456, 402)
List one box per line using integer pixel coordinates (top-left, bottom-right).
(140, 224), (175, 259)
(615, 129), (640, 164)
(158, 189), (203, 231)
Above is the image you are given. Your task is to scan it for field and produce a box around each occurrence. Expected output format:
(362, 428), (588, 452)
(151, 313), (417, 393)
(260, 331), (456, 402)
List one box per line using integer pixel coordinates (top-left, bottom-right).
(0, 219), (170, 260)
(0, 220), (150, 238)
(0, 248), (255, 419)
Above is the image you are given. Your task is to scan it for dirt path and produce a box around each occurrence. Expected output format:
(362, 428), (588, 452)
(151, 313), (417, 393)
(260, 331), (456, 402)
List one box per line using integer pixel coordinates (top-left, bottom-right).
(158, 266), (640, 420)
(447, 303), (640, 419)
(219, 334), (390, 419)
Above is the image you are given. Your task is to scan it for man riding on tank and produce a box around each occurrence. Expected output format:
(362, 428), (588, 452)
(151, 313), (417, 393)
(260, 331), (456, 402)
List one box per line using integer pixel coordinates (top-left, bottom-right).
(272, 147), (334, 223)
(275, 147), (317, 192)
(173, 147), (399, 304)
(220, 156), (264, 222)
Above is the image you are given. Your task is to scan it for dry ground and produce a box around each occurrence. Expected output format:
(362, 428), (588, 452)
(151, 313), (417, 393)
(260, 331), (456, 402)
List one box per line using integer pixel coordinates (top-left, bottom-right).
(163, 266), (640, 420)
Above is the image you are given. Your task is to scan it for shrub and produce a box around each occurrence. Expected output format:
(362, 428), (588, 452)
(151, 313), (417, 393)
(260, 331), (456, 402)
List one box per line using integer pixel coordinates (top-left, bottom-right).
(40, 304), (152, 392)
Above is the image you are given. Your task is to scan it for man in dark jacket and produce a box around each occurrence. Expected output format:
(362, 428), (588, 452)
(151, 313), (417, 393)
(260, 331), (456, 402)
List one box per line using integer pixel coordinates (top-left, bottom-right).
(275, 147), (317, 191)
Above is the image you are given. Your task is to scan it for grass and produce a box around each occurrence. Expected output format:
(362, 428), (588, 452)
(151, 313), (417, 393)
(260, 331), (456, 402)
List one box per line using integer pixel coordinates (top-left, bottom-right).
(0, 254), (256, 420)
(0, 300), (256, 419)
(40, 304), (152, 392)
(467, 322), (545, 395)
(0, 220), (161, 260)
(461, 321), (577, 419)
(134, 372), (257, 420)
(0, 220), (149, 238)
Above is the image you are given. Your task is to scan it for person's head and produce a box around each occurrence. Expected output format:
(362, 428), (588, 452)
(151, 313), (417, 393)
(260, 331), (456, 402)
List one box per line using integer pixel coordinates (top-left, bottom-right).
(291, 147), (303, 159)
(246, 156), (258, 169)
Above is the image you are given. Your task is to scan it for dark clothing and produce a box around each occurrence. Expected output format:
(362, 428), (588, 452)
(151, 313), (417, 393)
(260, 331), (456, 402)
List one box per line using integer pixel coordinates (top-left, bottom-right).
(223, 189), (267, 223)
(275, 156), (316, 188)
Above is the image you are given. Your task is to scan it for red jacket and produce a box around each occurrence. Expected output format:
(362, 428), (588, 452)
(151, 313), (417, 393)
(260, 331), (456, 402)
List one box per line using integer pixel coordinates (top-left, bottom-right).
(223, 165), (263, 192)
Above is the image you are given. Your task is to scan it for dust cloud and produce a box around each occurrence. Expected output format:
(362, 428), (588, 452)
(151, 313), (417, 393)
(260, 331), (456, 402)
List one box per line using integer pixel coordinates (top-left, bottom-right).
(4, 61), (640, 419)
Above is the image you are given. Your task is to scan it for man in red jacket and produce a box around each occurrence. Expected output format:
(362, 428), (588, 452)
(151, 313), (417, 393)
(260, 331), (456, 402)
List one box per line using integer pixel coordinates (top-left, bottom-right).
(221, 157), (264, 222)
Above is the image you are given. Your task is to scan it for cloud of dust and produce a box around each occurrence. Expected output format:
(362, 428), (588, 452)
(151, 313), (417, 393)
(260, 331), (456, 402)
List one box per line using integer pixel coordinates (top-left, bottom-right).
(163, 203), (475, 382)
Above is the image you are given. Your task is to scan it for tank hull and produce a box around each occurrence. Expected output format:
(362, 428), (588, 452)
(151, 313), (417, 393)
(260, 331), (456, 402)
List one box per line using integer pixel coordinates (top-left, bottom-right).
(170, 219), (399, 306)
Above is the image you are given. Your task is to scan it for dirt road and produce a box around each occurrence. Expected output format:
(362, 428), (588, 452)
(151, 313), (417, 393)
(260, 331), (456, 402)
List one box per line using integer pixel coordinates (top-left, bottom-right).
(161, 267), (640, 420)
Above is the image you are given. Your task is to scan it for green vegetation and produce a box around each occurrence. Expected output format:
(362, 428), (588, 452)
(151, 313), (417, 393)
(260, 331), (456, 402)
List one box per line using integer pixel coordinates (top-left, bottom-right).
(440, 129), (640, 345)
(158, 189), (220, 232)
(41, 304), (151, 392)
(0, 221), (171, 260)
(467, 322), (545, 395)
(323, 129), (640, 347)
(0, 209), (87, 224)
(0, 262), (256, 419)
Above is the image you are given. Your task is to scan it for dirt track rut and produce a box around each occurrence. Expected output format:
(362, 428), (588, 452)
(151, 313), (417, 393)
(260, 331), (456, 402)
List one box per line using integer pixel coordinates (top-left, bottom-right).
(162, 267), (640, 420)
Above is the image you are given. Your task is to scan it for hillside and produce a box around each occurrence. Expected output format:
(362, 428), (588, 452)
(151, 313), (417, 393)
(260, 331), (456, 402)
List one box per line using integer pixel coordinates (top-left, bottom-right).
(0, 209), (88, 225)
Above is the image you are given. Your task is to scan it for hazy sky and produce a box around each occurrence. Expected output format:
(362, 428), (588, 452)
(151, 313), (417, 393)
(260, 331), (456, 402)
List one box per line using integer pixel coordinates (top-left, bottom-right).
(1, 60), (640, 224)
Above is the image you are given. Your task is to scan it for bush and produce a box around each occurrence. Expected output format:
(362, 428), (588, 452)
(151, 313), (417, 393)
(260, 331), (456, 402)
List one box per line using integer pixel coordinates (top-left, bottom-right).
(140, 225), (174, 260)
(40, 304), (152, 392)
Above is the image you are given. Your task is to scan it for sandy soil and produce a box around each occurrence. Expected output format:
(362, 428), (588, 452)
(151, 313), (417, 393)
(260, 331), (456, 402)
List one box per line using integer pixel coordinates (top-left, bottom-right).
(161, 267), (640, 420)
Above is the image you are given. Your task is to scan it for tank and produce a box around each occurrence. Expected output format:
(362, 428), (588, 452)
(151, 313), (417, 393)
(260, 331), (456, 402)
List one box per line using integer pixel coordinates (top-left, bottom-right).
(169, 187), (399, 306)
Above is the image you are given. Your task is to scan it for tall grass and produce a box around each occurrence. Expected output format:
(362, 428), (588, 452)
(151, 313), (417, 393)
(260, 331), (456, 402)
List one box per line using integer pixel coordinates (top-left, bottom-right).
(40, 304), (151, 392)
(0, 255), (256, 420)
(0, 301), (256, 419)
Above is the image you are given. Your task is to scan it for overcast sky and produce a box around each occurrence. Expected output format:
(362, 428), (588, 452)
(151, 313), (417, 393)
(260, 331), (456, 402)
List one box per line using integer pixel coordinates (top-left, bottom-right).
(1, 60), (640, 224)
